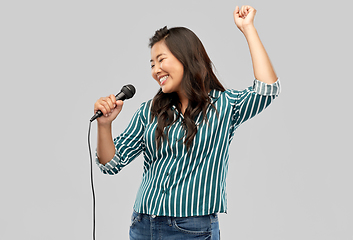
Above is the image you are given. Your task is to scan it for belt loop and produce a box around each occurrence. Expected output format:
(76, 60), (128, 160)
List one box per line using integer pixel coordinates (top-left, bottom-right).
(210, 212), (218, 223)
(167, 216), (172, 226)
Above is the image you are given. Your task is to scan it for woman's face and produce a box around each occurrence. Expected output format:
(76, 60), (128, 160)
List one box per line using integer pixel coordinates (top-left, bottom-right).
(150, 41), (184, 95)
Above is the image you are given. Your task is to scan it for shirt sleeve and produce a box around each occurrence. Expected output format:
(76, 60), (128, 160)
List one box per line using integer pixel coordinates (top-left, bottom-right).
(95, 102), (148, 175)
(227, 79), (281, 139)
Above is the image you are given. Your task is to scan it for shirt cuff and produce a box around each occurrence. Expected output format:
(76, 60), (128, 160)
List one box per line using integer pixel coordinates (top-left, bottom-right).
(95, 150), (121, 174)
(253, 78), (281, 96)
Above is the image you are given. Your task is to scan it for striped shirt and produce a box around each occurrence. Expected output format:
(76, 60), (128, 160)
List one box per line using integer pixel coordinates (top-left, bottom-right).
(96, 79), (281, 217)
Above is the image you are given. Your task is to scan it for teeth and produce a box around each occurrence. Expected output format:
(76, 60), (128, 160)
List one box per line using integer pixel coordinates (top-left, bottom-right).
(160, 75), (168, 83)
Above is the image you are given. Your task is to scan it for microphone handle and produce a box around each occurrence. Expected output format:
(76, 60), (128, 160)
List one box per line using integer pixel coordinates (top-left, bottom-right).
(90, 92), (127, 122)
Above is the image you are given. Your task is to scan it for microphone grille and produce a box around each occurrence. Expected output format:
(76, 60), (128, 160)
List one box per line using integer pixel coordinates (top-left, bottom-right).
(121, 84), (136, 99)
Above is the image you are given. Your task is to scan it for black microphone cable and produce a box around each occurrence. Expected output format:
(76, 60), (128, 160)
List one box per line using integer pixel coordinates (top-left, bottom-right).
(87, 84), (135, 240)
(88, 120), (96, 240)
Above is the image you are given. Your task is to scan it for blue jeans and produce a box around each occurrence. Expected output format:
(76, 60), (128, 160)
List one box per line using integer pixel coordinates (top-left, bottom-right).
(129, 210), (220, 239)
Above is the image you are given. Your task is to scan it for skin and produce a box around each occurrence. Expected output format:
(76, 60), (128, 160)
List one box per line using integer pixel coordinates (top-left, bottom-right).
(150, 40), (188, 114)
(233, 5), (277, 84)
(95, 5), (277, 165)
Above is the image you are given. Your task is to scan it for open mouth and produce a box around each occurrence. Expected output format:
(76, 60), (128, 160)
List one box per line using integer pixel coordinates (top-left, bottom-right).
(159, 75), (169, 85)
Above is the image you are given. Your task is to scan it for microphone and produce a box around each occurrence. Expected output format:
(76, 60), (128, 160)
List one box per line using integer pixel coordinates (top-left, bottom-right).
(90, 84), (136, 122)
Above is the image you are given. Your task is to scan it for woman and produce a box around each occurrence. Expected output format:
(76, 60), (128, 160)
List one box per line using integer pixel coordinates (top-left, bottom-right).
(94, 5), (280, 240)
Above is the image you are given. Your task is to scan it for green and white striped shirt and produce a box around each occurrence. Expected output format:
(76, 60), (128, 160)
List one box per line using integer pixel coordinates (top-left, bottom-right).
(96, 79), (280, 217)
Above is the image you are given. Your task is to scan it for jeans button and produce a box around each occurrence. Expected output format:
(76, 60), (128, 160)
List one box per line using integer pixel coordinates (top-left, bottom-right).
(152, 215), (156, 218)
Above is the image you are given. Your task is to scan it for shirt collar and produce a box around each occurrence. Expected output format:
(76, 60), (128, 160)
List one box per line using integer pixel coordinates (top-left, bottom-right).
(208, 89), (222, 103)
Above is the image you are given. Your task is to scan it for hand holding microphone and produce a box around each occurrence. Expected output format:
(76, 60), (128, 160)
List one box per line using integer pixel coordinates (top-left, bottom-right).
(91, 84), (136, 123)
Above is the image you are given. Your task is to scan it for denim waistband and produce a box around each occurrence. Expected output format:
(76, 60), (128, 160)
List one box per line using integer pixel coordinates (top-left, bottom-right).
(133, 210), (218, 224)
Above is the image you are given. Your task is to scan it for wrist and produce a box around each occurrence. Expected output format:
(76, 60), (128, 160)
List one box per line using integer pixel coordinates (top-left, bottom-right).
(97, 121), (112, 130)
(242, 25), (257, 37)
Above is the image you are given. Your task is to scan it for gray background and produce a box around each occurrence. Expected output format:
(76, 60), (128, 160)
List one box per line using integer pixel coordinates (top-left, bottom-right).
(1, 0), (352, 239)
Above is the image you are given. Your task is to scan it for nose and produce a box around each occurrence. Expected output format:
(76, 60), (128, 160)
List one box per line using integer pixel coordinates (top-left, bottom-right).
(153, 63), (162, 77)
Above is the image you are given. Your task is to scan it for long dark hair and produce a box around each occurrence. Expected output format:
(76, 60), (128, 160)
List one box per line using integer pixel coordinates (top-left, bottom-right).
(149, 26), (225, 152)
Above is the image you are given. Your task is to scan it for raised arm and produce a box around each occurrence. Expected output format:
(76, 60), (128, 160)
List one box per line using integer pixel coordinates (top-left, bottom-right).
(234, 5), (277, 84)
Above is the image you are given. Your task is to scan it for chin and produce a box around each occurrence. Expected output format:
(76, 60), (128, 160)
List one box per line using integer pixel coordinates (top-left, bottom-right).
(161, 86), (172, 94)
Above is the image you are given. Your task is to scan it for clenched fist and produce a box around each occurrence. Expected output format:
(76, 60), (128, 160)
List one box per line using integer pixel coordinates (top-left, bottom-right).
(94, 95), (124, 125)
(234, 5), (257, 33)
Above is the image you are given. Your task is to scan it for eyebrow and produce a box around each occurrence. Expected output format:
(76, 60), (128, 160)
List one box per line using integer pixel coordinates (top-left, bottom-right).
(150, 53), (166, 63)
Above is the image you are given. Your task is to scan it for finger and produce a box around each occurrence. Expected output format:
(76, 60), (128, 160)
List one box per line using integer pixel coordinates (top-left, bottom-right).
(94, 98), (107, 116)
(103, 95), (117, 115)
(249, 6), (256, 16)
(241, 6), (248, 18)
(233, 6), (240, 22)
(101, 95), (116, 115)
(234, 5), (239, 16)
(100, 98), (112, 116)
(104, 95), (115, 110)
(116, 99), (124, 106)
(109, 94), (117, 108)
(115, 100), (124, 112)
(245, 6), (251, 17)
(110, 100), (124, 118)
(246, 6), (255, 15)
(239, 5), (244, 17)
